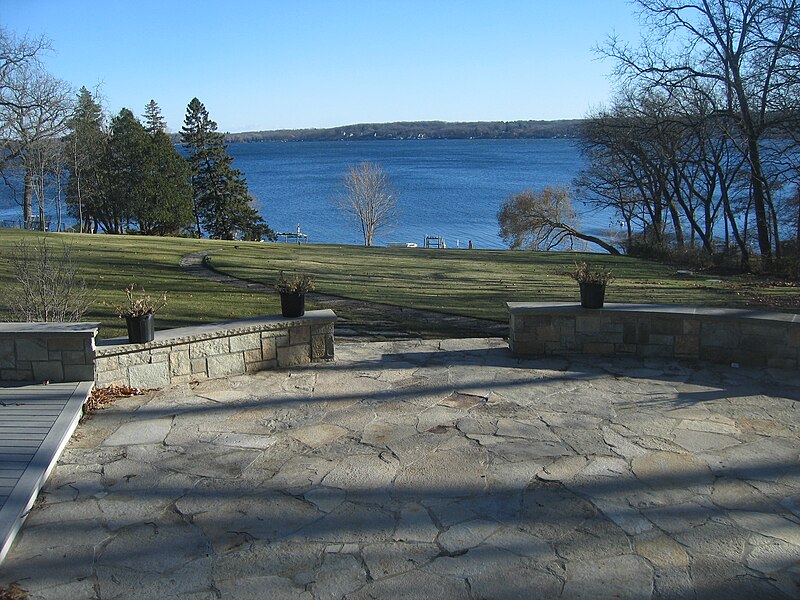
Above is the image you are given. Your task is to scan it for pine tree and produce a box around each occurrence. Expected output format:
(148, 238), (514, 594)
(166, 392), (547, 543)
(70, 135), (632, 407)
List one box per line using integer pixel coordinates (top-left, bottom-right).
(65, 87), (107, 232)
(143, 99), (166, 134)
(102, 108), (148, 233)
(138, 129), (193, 235)
(180, 97), (273, 240)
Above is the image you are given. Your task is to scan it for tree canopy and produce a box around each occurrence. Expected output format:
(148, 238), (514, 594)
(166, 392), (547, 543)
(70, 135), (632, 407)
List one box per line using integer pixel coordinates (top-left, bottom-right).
(181, 97), (274, 240)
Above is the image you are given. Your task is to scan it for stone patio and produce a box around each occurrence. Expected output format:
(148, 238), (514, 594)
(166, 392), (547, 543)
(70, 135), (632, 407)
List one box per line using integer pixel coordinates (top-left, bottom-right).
(2, 338), (799, 599)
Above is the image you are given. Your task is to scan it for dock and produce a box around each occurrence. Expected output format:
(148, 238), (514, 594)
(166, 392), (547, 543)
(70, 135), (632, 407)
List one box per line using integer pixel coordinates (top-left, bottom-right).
(0, 381), (93, 564)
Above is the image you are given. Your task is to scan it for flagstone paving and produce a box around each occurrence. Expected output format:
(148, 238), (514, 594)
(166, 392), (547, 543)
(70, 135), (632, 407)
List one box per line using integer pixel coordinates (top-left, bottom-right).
(2, 338), (799, 599)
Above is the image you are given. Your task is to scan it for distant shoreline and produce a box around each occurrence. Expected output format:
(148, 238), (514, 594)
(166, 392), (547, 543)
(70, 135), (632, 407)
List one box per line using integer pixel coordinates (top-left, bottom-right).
(218, 119), (585, 143)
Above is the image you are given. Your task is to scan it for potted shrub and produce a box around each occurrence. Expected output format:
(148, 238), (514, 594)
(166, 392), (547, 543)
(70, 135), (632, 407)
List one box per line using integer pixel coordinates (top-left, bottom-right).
(275, 271), (315, 318)
(116, 285), (168, 343)
(569, 260), (614, 308)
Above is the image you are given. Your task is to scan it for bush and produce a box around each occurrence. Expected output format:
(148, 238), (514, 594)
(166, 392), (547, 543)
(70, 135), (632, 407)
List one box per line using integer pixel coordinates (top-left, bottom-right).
(1, 238), (93, 322)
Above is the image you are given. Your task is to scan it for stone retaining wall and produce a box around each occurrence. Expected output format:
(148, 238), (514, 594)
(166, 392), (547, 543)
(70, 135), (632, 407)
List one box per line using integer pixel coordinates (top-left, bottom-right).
(0, 323), (99, 383)
(507, 302), (800, 369)
(94, 310), (336, 388)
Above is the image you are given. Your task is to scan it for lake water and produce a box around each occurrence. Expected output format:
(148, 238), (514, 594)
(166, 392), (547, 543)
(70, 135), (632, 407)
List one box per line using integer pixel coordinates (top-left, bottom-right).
(0, 138), (618, 249)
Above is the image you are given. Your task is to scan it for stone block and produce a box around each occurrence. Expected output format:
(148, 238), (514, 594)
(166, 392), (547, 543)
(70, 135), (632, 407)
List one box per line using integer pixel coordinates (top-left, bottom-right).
(614, 343), (637, 354)
(767, 357), (797, 369)
(190, 337), (229, 358)
(637, 322), (651, 345)
(262, 337), (277, 361)
(95, 355), (120, 373)
(511, 341), (545, 356)
(650, 334), (675, 347)
(583, 342), (614, 356)
(244, 349), (262, 364)
(536, 325), (560, 343)
(64, 364), (95, 382)
(119, 351), (148, 367)
(554, 317), (575, 333)
(32, 360), (64, 383)
(312, 335), (327, 360)
(561, 335), (578, 351)
(311, 323), (334, 337)
(277, 344), (311, 367)
(290, 326), (311, 346)
(229, 332), (261, 352)
(61, 351), (88, 365)
(150, 351), (170, 363)
(16, 338), (48, 361)
(47, 337), (86, 351)
(245, 359), (277, 373)
(207, 353), (245, 379)
(651, 318), (683, 336)
(1, 369), (33, 381)
(545, 341), (563, 353)
(639, 345), (672, 359)
(171, 374), (194, 384)
(275, 334), (290, 348)
(170, 350), (191, 376)
(512, 330), (538, 343)
(191, 358), (207, 375)
(682, 320), (701, 335)
(674, 335), (699, 357)
(623, 322), (637, 345)
(96, 367), (128, 386)
(600, 331), (624, 344)
(701, 322), (739, 348)
(128, 362), (170, 389)
(0, 338), (14, 368)
(576, 316), (603, 333)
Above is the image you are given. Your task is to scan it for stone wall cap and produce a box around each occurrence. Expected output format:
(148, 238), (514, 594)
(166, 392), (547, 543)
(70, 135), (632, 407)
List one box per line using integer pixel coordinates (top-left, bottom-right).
(96, 310), (336, 355)
(0, 322), (101, 336)
(506, 302), (799, 323)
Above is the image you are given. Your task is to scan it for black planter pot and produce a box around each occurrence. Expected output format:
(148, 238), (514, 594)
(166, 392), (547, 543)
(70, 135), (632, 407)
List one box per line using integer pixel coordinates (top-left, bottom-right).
(579, 283), (606, 309)
(126, 313), (155, 344)
(280, 292), (305, 318)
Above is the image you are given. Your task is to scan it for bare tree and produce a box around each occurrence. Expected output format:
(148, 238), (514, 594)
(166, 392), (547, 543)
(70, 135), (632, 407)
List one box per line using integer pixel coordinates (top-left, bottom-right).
(604, 0), (800, 261)
(336, 162), (398, 246)
(0, 29), (72, 228)
(497, 186), (621, 254)
(2, 238), (92, 322)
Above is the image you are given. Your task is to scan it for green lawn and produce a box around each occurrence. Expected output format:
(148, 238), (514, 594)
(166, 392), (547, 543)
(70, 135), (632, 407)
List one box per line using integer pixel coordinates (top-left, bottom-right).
(207, 242), (799, 321)
(0, 230), (796, 339)
(0, 230), (281, 338)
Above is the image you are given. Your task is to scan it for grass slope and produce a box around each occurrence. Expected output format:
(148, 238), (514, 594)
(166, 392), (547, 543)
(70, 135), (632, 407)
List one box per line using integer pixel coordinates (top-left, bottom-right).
(0, 230), (796, 339)
(0, 230), (280, 338)
(208, 242), (799, 321)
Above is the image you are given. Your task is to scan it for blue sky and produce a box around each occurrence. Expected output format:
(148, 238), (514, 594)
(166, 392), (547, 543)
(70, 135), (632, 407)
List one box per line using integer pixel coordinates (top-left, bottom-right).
(3, 1), (641, 133)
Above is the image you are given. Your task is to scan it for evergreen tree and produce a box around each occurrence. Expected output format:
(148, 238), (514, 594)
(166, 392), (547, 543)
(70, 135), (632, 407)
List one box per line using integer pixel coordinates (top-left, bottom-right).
(143, 99), (166, 134)
(180, 97), (274, 240)
(101, 108), (148, 233)
(65, 87), (107, 232)
(137, 128), (193, 235)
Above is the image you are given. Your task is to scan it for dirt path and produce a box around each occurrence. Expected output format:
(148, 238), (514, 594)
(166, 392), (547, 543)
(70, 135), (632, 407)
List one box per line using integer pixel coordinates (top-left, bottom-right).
(180, 250), (507, 341)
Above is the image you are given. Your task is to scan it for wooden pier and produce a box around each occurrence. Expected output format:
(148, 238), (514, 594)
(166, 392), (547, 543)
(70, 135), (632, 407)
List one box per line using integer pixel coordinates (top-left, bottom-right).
(0, 381), (93, 564)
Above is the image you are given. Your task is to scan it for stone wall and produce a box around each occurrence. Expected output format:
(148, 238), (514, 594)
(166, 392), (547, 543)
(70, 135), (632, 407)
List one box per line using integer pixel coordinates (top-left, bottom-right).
(507, 302), (800, 369)
(0, 323), (99, 383)
(95, 310), (336, 388)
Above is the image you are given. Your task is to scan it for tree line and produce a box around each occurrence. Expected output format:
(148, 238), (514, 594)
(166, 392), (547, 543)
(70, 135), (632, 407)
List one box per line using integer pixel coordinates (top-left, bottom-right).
(500, 0), (800, 274)
(225, 119), (583, 143)
(0, 28), (272, 240)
